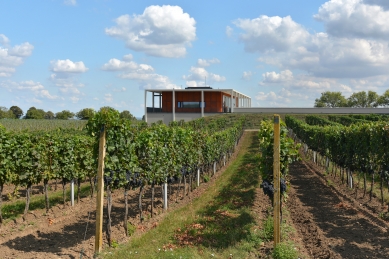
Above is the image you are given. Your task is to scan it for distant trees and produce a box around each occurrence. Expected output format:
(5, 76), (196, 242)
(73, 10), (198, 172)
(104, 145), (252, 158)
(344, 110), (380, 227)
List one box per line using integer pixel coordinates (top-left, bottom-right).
(25, 107), (46, 119)
(314, 91), (348, 108)
(1, 105), (139, 120)
(0, 107), (15, 119)
(120, 110), (136, 120)
(10, 106), (23, 118)
(315, 90), (383, 108)
(55, 110), (75, 120)
(76, 108), (95, 120)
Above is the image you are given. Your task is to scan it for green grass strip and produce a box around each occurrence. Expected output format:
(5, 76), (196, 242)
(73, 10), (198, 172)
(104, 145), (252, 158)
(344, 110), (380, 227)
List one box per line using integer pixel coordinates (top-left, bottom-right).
(102, 131), (263, 259)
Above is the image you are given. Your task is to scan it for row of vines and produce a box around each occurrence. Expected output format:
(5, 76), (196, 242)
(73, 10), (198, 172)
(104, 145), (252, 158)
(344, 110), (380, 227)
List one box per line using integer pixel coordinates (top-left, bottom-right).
(285, 115), (389, 206)
(0, 111), (245, 246)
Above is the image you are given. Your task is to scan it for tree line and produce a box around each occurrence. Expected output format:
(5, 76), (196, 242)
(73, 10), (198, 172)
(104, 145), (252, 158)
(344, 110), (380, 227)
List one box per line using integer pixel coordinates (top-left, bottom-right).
(0, 106), (137, 120)
(314, 90), (389, 108)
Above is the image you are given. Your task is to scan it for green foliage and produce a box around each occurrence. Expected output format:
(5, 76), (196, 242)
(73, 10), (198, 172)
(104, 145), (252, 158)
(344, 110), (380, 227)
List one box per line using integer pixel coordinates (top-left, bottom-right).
(127, 222), (136, 236)
(119, 110), (135, 120)
(76, 108), (95, 120)
(258, 119), (300, 181)
(285, 115), (389, 175)
(314, 91), (348, 107)
(0, 107), (16, 119)
(305, 115), (340, 127)
(272, 242), (299, 259)
(55, 110), (75, 120)
(25, 107), (45, 119)
(348, 90), (379, 108)
(9, 106), (23, 119)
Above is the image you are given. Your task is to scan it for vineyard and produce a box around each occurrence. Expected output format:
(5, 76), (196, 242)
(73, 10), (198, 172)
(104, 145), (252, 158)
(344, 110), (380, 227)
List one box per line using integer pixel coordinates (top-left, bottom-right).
(1, 112), (389, 258)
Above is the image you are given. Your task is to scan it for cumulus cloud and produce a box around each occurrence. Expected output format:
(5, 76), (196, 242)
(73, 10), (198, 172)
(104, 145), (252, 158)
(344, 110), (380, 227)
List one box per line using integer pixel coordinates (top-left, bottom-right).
(102, 55), (179, 89)
(183, 66), (226, 87)
(314, 0), (389, 39)
(197, 58), (220, 67)
(49, 59), (88, 100)
(231, 1), (389, 79)
(233, 15), (309, 53)
(241, 71), (253, 81)
(105, 5), (196, 58)
(0, 35), (34, 77)
(0, 80), (58, 100)
(50, 59), (88, 73)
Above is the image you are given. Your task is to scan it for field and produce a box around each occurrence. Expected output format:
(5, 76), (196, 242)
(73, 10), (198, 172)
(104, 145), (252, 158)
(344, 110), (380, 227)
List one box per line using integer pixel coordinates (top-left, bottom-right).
(0, 113), (389, 258)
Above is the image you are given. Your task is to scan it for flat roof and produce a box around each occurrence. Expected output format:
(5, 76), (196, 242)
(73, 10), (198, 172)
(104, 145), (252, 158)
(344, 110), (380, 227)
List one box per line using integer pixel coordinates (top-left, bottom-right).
(144, 88), (251, 99)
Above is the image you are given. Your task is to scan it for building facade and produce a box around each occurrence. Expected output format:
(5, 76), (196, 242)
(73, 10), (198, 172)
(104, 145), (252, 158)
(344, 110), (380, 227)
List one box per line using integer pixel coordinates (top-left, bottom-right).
(145, 87), (251, 124)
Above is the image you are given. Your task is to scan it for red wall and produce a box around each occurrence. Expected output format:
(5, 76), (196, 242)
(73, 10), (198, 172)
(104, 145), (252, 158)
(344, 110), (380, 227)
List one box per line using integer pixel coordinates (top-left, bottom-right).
(161, 91), (224, 113)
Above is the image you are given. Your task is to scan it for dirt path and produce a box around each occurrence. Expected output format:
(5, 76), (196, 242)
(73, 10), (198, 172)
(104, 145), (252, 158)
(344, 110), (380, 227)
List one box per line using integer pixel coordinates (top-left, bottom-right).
(288, 160), (389, 259)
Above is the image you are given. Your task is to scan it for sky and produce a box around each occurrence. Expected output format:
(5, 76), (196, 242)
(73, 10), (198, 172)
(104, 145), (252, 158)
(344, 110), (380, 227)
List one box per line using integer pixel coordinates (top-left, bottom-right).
(1, 0), (389, 117)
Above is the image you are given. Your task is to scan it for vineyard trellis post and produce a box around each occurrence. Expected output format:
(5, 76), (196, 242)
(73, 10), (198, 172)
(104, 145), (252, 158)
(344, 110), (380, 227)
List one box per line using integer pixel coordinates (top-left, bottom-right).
(273, 114), (281, 247)
(95, 125), (106, 254)
(70, 179), (74, 206)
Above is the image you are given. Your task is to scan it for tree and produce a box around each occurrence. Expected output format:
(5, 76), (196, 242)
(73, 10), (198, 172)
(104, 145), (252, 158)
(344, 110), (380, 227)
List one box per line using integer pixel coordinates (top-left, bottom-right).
(378, 89), (389, 107)
(347, 91), (378, 107)
(25, 107), (45, 119)
(314, 91), (348, 107)
(119, 110), (135, 120)
(9, 106), (23, 119)
(76, 108), (95, 120)
(45, 111), (55, 120)
(55, 110), (75, 120)
(0, 107), (15, 119)
(367, 90), (379, 107)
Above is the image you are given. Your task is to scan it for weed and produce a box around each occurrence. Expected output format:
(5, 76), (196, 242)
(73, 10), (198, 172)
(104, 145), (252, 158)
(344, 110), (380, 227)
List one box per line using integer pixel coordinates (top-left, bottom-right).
(260, 215), (273, 241)
(272, 241), (299, 259)
(203, 175), (210, 183)
(127, 222), (136, 236)
(111, 240), (119, 248)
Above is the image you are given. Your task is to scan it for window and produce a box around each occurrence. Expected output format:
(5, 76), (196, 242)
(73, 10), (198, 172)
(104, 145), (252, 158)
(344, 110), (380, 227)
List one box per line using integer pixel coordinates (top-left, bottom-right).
(177, 102), (205, 108)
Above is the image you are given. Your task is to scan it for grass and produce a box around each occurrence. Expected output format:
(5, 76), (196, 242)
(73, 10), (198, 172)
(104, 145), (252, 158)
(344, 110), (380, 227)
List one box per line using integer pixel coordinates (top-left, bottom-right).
(103, 131), (267, 259)
(1, 184), (92, 221)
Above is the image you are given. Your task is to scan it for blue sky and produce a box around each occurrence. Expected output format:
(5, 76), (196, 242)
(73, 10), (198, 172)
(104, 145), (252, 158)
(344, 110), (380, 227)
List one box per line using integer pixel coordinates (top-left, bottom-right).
(1, 0), (389, 117)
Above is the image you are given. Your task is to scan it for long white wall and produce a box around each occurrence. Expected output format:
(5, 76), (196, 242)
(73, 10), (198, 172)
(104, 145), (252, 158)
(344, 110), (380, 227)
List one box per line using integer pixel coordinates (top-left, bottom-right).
(233, 107), (389, 114)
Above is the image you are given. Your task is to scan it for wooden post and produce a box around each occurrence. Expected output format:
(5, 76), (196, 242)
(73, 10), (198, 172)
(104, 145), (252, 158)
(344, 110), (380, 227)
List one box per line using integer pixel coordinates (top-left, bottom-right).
(273, 114), (281, 247)
(70, 179), (74, 207)
(95, 125), (106, 255)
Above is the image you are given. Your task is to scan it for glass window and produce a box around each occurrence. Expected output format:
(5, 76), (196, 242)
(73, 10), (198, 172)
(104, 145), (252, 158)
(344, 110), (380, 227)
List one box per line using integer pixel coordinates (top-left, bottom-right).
(177, 102), (205, 108)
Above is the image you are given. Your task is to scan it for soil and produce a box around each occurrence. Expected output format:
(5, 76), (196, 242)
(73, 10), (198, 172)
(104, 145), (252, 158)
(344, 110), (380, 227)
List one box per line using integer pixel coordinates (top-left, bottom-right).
(287, 158), (389, 259)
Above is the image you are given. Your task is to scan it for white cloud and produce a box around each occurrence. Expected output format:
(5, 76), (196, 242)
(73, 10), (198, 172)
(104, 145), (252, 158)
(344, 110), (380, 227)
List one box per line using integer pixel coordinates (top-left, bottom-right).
(64, 0), (76, 6)
(105, 5), (196, 58)
(226, 26), (233, 37)
(102, 55), (179, 89)
(0, 34), (10, 46)
(0, 80), (58, 100)
(50, 59), (88, 73)
(233, 15), (309, 53)
(0, 35), (34, 77)
(232, 3), (389, 79)
(183, 66), (226, 86)
(262, 70), (293, 83)
(197, 58), (220, 67)
(101, 58), (138, 71)
(242, 71), (252, 81)
(314, 0), (389, 39)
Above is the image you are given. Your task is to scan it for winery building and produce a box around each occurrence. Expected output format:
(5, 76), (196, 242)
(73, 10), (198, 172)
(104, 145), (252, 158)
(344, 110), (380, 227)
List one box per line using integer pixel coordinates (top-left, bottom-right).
(144, 87), (251, 124)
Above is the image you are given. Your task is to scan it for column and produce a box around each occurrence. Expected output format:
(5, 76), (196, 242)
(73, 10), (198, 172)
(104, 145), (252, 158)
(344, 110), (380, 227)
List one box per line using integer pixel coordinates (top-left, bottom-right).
(144, 90), (147, 122)
(230, 90), (233, 113)
(172, 89), (175, 122)
(201, 90), (204, 118)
